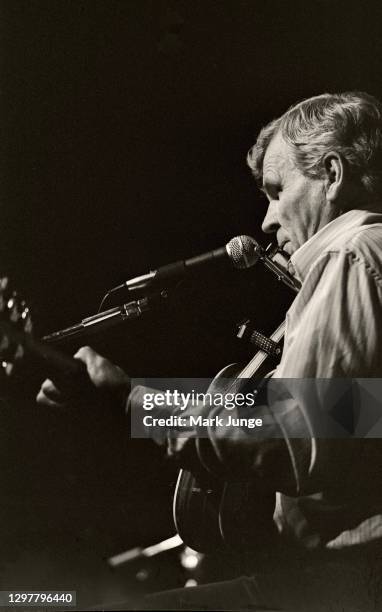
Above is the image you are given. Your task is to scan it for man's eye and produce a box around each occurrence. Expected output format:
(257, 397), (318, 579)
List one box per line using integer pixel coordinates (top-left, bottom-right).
(262, 181), (282, 200)
(270, 187), (281, 200)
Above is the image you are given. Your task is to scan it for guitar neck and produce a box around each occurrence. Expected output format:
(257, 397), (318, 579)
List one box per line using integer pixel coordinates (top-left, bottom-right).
(0, 321), (85, 378)
(25, 334), (85, 377)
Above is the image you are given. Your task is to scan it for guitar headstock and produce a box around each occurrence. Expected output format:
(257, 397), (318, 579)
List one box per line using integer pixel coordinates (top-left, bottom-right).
(0, 277), (33, 376)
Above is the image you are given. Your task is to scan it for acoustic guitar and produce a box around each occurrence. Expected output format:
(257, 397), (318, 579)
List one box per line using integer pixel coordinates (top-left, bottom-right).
(172, 323), (285, 552)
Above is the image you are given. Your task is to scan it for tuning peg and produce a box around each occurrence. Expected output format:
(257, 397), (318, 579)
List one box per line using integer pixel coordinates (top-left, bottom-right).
(14, 344), (25, 362)
(1, 360), (13, 376)
(9, 305), (20, 323)
(0, 335), (10, 352)
(0, 277), (9, 290)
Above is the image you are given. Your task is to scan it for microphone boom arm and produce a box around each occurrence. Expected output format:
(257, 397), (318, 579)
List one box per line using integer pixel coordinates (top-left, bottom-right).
(42, 237), (300, 345)
(43, 297), (151, 344)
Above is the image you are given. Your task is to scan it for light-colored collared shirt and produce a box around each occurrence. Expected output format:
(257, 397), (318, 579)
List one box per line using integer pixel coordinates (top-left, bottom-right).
(281, 208), (382, 379)
(272, 209), (382, 549)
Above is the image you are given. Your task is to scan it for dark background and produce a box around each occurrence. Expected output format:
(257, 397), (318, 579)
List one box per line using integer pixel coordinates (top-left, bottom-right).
(1, 0), (382, 608)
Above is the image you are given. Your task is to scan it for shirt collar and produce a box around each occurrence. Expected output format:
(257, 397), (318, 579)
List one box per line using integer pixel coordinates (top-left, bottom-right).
(290, 209), (382, 282)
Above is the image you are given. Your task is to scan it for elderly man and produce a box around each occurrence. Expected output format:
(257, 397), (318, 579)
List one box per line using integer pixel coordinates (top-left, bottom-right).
(38, 92), (382, 610)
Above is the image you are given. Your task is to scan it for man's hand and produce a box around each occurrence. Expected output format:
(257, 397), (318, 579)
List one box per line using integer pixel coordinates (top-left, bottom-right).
(36, 346), (131, 410)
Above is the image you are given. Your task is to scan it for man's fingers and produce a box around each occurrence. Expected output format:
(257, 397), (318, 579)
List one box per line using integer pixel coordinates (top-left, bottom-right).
(74, 346), (106, 383)
(36, 383), (67, 408)
(37, 346), (130, 411)
(74, 345), (98, 363)
(40, 378), (64, 400)
(73, 346), (127, 389)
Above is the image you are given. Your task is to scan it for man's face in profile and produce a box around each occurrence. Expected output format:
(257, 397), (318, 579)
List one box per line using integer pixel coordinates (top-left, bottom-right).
(260, 132), (337, 256)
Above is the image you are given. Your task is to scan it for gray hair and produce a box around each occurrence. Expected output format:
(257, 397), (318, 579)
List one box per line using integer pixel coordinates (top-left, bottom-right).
(247, 92), (382, 199)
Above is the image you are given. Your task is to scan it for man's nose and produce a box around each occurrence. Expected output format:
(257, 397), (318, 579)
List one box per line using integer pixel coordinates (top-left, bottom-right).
(261, 201), (279, 234)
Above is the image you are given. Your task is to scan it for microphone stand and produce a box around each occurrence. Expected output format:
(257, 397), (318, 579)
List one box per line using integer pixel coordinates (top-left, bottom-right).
(42, 241), (300, 345)
(42, 294), (164, 344)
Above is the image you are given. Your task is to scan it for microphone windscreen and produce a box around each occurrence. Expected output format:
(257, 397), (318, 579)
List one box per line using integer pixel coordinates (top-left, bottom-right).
(226, 235), (260, 269)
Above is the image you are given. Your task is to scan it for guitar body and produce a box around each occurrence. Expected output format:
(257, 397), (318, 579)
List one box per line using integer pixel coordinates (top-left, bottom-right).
(173, 362), (279, 553)
(173, 468), (225, 553)
(174, 471), (276, 553)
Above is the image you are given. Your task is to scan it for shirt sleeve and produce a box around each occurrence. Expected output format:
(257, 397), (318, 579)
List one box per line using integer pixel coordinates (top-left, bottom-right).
(273, 248), (382, 493)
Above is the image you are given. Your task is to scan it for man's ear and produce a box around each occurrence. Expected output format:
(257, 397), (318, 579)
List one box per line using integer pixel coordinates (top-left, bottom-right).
(323, 152), (344, 203)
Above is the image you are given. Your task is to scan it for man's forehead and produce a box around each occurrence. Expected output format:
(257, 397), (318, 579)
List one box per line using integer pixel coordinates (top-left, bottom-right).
(262, 132), (290, 179)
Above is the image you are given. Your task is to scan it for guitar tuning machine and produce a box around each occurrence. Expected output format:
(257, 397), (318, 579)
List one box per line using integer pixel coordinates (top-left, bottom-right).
(1, 360), (13, 376)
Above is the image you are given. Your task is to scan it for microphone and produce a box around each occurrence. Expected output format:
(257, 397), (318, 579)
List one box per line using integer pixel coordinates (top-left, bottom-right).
(111, 235), (260, 294)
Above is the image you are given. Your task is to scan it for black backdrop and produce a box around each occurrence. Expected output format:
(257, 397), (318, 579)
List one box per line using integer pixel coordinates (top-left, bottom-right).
(2, 0), (382, 606)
